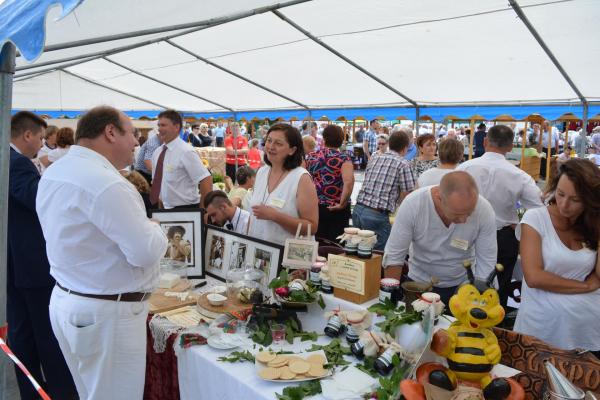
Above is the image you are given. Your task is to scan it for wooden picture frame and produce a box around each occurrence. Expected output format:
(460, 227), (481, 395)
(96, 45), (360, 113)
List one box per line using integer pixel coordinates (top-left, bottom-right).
(151, 208), (205, 278)
(282, 238), (319, 269)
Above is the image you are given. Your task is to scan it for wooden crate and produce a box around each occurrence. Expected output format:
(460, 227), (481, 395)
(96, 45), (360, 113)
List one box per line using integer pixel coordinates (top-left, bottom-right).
(332, 253), (381, 305)
(520, 155), (541, 182)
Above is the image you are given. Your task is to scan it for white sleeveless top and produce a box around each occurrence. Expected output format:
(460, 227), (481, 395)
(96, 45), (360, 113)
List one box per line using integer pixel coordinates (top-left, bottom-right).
(514, 207), (600, 350)
(248, 166), (309, 246)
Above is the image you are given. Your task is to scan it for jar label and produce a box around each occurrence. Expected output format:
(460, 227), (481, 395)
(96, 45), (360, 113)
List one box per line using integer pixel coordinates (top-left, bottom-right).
(309, 271), (321, 283)
(378, 348), (395, 367)
(379, 290), (392, 303)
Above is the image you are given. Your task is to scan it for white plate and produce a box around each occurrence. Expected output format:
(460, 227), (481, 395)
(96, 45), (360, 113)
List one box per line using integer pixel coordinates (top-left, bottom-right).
(254, 350), (332, 382)
(207, 334), (242, 350)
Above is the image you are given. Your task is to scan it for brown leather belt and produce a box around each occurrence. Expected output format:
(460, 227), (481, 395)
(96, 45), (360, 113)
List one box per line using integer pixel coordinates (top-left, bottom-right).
(56, 282), (151, 302)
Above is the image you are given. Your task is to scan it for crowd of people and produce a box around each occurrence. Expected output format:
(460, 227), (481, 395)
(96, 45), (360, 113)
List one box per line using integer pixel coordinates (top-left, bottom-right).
(5, 107), (600, 399)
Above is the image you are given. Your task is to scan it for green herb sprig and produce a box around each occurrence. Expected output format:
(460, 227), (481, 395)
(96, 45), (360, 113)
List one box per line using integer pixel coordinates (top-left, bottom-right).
(251, 319), (318, 347)
(275, 380), (322, 400)
(217, 350), (255, 363)
(307, 338), (351, 369)
(269, 270), (325, 309)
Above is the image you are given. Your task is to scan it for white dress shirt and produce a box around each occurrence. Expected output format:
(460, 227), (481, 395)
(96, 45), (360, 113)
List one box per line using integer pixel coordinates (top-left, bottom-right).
(37, 145), (168, 294)
(541, 129), (559, 148)
(226, 207), (250, 234)
(152, 137), (210, 209)
(457, 152), (543, 229)
(383, 186), (497, 288)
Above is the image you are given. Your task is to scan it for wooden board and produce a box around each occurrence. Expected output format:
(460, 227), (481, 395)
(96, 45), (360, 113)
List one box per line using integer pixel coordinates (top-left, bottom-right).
(149, 280), (196, 314)
(196, 292), (253, 315)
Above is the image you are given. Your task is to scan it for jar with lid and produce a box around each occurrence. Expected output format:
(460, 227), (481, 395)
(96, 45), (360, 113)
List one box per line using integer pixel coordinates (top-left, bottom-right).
(345, 311), (365, 344)
(339, 227), (359, 255)
(319, 263), (334, 294)
(374, 346), (398, 375)
(357, 230), (377, 259)
(379, 278), (401, 305)
(310, 261), (324, 288)
(226, 264), (265, 304)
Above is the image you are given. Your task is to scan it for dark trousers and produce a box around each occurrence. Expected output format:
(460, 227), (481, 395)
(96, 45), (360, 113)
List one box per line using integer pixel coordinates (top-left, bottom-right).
(496, 226), (520, 308)
(6, 282), (77, 400)
(540, 147), (557, 178)
(216, 137), (224, 147)
(317, 204), (351, 243)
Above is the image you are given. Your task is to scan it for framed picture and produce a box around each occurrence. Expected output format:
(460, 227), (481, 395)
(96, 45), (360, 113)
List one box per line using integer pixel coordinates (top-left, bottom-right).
(151, 208), (205, 278)
(282, 238), (319, 269)
(204, 224), (283, 285)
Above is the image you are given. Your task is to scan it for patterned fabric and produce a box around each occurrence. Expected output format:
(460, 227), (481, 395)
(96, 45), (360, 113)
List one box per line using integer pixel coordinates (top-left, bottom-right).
(494, 327), (600, 399)
(410, 158), (440, 178)
(305, 148), (351, 206)
(364, 129), (378, 155)
(144, 315), (180, 400)
(357, 151), (416, 213)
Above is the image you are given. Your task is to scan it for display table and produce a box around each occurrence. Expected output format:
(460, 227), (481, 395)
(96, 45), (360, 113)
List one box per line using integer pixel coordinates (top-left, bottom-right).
(177, 294), (378, 400)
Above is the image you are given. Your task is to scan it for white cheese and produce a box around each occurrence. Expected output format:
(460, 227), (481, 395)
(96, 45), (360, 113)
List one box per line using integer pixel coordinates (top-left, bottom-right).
(158, 272), (180, 289)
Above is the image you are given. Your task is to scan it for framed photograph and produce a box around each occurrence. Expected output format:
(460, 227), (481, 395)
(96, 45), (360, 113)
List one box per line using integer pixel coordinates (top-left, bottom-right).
(204, 224), (283, 285)
(282, 238), (319, 269)
(151, 208), (204, 278)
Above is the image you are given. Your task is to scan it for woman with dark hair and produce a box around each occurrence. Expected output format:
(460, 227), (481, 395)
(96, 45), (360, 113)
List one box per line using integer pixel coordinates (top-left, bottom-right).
(410, 133), (439, 178)
(515, 158), (600, 352)
(248, 123), (318, 245)
(39, 127), (74, 167)
(165, 225), (192, 262)
(305, 124), (354, 242)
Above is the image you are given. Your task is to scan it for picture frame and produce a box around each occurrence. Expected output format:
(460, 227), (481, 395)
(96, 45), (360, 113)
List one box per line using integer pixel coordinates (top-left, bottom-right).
(282, 238), (319, 269)
(151, 208), (205, 278)
(204, 224), (283, 286)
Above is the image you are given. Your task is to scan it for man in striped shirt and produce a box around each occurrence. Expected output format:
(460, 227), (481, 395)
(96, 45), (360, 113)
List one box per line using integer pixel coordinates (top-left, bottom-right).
(353, 129), (416, 250)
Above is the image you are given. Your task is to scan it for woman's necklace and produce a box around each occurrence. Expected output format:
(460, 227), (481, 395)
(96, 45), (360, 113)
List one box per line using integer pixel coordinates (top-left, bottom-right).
(261, 168), (287, 205)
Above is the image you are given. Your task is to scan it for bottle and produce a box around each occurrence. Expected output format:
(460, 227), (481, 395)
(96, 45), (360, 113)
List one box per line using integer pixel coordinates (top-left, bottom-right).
(374, 347), (397, 375)
(350, 339), (367, 359)
(324, 314), (345, 338)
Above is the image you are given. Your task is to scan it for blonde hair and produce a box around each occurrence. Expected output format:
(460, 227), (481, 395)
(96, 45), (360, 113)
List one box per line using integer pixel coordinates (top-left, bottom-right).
(302, 135), (316, 153)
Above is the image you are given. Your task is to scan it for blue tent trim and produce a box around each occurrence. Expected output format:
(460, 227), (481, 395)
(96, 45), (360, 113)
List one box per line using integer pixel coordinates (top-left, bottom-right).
(0, 0), (83, 62)
(14, 104), (594, 121)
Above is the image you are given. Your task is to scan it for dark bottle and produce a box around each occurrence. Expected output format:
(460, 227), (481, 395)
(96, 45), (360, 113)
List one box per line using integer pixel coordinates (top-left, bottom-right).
(373, 348), (397, 375)
(350, 339), (367, 359)
(324, 314), (345, 338)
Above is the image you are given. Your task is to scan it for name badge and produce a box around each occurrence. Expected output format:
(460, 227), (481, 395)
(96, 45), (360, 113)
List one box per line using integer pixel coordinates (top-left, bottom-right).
(450, 238), (469, 251)
(268, 198), (286, 209)
(165, 164), (174, 173)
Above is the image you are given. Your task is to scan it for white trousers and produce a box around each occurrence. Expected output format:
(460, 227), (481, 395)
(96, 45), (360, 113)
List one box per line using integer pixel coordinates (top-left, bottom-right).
(49, 286), (148, 400)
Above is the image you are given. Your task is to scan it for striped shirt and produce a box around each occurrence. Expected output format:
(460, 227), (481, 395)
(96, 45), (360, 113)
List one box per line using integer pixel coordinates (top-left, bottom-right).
(356, 151), (416, 213)
(364, 129), (378, 155)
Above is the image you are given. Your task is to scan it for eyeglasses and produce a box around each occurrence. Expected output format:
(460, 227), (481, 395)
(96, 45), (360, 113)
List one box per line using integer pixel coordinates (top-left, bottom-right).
(377, 142), (387, 146)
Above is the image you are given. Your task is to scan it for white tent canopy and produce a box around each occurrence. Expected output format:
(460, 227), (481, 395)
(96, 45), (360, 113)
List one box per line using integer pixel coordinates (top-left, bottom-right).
(11, 0), (600, 116)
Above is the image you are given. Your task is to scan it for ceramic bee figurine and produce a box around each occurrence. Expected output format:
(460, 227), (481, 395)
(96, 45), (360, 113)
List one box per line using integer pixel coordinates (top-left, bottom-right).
(400, 264), (525, 400)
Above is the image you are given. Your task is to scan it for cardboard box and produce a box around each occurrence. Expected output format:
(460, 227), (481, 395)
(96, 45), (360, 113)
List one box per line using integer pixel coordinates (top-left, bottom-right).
(330, 253), (381, 305)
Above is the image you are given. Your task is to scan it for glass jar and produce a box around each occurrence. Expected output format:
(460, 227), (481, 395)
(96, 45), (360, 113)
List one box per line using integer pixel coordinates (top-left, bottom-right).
(226, 264), (265, 304)
(374, 347), (397, 375)
(324, 314), (345, 338)
(379, 278), (401, 305)
(341, 227), (359, 255)
(310, 262), (324, 288)
(357, 230), (376, 259)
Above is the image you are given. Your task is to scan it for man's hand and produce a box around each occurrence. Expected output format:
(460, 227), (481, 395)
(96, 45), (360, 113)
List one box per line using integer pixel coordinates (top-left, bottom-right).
(384, 265), (404, 281)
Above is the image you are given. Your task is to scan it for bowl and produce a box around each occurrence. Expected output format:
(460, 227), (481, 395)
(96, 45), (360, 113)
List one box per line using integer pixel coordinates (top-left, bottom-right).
(207, 293), (227, 306)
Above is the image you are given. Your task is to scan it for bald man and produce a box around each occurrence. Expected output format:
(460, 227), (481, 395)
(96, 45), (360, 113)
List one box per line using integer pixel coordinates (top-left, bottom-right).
(382, 171), (497, 305)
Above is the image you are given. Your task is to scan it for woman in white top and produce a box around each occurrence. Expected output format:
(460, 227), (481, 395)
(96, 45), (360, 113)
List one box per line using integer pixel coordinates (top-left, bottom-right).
(417, 137), (464, 187)
(514, 158), (600, 351)
(248, 123), (318, 246)
(39, 127), (74, 167)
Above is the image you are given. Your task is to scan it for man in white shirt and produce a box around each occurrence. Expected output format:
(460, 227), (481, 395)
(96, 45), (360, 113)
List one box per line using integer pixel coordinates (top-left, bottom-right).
(383, 171), (497, 306)
(458, 125), (543, 307)
(591, 126), (600, 152)
(204, 190), (250, 234)
(36, 106), (169, 400)
(151, 109), (212, 209)
(540, 120), (560, 179)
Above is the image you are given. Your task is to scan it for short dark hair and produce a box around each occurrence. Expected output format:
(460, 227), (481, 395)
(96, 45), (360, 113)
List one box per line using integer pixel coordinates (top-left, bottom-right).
(236, 165), (256, 185)
(76, 106), (123, 141)
(158, 109), (183, 130)
(438, 138), (464, 164)
(322, 124), (344, 148)
(301, 121), (317, 131)
(388, 131), (410, 152)
(166, 225), (186, 239)
(265, 123), (304, 170)
(191, 124), (200, 129)
(370, 119), (380, 126)
(56, 127), (75, 148)
(204, 190), (232, 208)
(487, 125), (514, 148)
(11, 111), (47, 139)
(477, 123), (486, 130)
(416, 133), (436, 149)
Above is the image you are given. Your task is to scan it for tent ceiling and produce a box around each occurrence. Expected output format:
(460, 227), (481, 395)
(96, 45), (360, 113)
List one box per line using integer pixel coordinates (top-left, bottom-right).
(9, 0), (600, 115)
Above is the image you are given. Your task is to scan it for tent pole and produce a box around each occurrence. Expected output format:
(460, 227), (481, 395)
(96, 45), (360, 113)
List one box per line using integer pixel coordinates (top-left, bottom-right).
(415, 107), (420, 136)
(272, 10), (417, 107)
(469, 119), (475, 160)
(0, 42), (16, 400)
(579, 103), (588, 158)
(520, 121), (528, 172)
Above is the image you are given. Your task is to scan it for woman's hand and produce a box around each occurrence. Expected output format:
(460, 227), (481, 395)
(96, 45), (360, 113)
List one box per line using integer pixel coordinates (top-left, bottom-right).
(327, 201), (347, 211)
(252, 204), (279, 221)
(585, 272), (600, 292)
